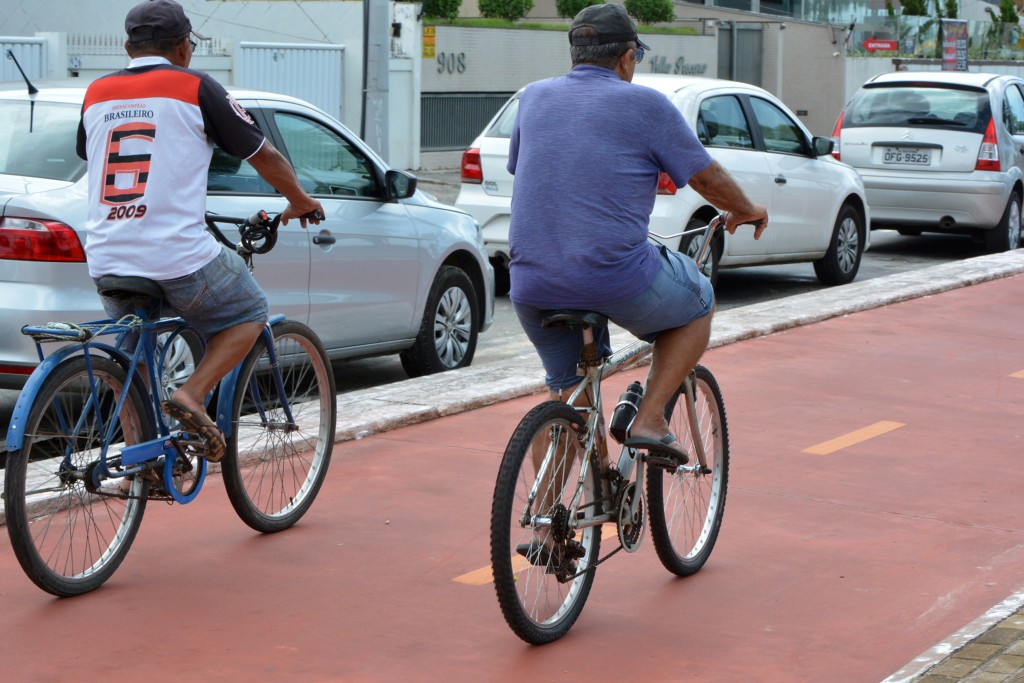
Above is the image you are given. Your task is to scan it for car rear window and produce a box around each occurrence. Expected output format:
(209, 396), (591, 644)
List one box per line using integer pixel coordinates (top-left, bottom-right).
(844, 85), (991, 135)
(485, 96), (519, 139)
(0, 100), (86, 181)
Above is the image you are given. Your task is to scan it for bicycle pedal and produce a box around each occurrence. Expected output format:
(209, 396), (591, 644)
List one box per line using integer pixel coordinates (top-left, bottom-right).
(642, 453), (682, 470)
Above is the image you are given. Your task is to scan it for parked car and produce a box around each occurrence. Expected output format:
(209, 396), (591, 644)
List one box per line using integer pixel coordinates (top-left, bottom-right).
(455, 74), (869, 295)
(833, 70), (1023, 251)
(0, 83), (493, 389)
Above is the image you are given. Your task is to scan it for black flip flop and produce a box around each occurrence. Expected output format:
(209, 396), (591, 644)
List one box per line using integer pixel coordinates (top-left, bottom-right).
(623, 433), (689, 465)
(161, 400), (226, 463)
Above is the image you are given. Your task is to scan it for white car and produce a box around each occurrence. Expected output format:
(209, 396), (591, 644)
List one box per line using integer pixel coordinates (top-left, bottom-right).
(0, 83), (493, 389)
(455, 74), (869, 295)
(833, 70), (1023, 251)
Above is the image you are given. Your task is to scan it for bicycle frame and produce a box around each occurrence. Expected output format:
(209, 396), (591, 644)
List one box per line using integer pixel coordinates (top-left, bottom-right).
(524, 216), (726, 539)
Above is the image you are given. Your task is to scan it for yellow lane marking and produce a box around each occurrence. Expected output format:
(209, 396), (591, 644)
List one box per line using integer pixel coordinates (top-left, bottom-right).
(803, 421), (905, 455)
(1011, 370), (1024, 379)
(454, 524), (617, 586)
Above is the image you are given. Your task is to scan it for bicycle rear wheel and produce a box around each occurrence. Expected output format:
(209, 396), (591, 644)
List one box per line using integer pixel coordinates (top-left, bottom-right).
(4, 356), (152, 596)
(490, 400), (602, 645)
(646, 364), (729, 576)
(223, 320), (336, 533)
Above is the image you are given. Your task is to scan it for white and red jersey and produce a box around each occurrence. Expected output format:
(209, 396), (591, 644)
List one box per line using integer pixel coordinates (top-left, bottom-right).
(77, 57), (265, 280)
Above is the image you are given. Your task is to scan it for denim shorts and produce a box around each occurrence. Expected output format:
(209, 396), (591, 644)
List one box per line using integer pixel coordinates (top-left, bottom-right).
(513, 245), (714, 391)
(94, 246), (269, 339)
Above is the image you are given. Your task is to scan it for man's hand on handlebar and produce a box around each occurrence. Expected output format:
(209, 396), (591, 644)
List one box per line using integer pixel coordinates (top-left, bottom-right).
(723, 204), (769, 240)
(280, 199), (326, 228)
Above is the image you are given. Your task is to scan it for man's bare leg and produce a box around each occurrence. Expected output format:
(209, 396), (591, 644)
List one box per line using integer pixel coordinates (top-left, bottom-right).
(627, 307), (714, 443)
(168, 321), (264, 414)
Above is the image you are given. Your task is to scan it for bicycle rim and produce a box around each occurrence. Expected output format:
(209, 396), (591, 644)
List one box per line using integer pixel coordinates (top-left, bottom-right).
(490, 401), (602, 644)
(224, 321), (336, 533)
(4, 357), (150, 596)
(647, 364), (729, 576)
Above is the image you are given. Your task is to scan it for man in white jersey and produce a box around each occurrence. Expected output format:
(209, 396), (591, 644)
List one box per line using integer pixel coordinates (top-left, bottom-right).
(76, 0), (323, 462)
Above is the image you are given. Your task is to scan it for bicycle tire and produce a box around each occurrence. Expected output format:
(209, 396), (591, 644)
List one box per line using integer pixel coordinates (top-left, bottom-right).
(490, 400), (602, 645)
(222, 320), (336, 533)
(646, 364), (729, 576)
(4, 356), (152, 596)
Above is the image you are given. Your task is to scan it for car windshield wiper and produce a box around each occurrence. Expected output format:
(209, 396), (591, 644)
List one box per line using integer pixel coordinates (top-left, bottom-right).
(906, 117), (967, 126)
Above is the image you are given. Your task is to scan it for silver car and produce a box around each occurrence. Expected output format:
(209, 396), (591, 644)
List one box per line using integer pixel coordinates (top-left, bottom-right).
(0, 84), (493, 389)
(456, 74), (870, 294)
(834, 71), (1023, 251)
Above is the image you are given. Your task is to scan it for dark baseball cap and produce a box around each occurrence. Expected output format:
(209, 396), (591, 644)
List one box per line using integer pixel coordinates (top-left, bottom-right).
(125, 0), (208, 43)
(569, 4), (650, 50)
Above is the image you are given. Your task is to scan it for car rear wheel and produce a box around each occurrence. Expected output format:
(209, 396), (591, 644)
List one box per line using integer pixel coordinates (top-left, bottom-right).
(814, 204), (863, 286)
(985, 192), (1022, 253)
(400, 265), (479, 378)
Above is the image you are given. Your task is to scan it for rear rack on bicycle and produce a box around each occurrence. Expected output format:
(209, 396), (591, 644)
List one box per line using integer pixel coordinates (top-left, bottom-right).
(21, 316), (144, 344)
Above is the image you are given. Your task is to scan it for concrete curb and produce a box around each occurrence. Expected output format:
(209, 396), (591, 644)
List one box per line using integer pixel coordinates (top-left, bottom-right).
(333, 249), (1024, 443)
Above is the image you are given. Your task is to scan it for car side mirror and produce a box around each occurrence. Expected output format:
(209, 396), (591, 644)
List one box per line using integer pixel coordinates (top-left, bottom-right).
(385, 169), (417, 200)
(811, 136), (834, 157)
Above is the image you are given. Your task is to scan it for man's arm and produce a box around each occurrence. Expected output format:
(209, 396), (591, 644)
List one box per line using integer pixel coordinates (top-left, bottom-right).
(687, 160), (768, 239)
(247, 141), (324, 227)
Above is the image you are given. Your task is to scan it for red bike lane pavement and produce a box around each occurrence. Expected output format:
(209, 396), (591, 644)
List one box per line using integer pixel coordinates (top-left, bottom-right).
(1, 275), (1022, 682)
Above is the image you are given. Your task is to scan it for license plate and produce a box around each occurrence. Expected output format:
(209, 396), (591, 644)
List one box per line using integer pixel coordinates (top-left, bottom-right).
(882, 147), (931, 165)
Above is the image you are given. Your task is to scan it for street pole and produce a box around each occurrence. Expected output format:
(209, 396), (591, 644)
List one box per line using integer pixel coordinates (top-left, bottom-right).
(361, 0), (390, 162)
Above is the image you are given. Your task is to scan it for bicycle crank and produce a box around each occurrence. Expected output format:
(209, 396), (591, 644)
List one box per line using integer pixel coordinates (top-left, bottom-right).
(615, 481), (645, 552)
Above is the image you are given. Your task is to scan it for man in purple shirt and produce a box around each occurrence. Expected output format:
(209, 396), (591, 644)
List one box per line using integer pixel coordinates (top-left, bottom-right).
(508, 4), (768, 464)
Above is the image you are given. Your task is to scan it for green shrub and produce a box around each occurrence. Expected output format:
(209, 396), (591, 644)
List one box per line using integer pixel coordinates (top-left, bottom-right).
(478, 0), (534, 22)
(423, 0), (463, 21)
(624, 0), (674, 24)
(555, 0), (592, 19)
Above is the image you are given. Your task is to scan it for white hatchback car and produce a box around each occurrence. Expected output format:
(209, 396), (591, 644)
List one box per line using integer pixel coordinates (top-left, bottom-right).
(833, 71), (1023, 251)
(455, 74), (869, 295)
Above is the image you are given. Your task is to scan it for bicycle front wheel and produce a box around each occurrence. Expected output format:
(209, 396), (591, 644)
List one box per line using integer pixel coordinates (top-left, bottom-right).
(647, 364), (729, 576)
(223, 320), (336, 533)
(490, 401), (602, 645)
(4, 356), (152, 596)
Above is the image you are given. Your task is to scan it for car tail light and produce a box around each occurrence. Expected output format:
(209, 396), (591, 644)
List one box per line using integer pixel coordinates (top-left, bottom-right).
(656, 172), (677, 195)
(976, 118), (1000, 171)
(0, 217), (86, 262)
(461, 147), (483, 184)
(830, 112), (843, 161)
(0, 363), (35, 377)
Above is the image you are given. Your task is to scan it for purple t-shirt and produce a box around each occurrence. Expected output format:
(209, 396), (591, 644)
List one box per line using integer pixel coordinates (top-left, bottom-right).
(507, 65), (712, 308)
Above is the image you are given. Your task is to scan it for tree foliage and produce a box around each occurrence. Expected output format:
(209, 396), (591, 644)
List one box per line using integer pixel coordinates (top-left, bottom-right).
(478, 0), (534, 22)
(624, 0), (675, 24)
(555, 0), (592, 20)
(423, 0), (463, 21)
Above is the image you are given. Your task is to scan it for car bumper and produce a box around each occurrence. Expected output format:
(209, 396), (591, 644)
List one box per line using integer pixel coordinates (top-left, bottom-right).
(454, 186), (512, 260)
(860, 171), (1010, 229)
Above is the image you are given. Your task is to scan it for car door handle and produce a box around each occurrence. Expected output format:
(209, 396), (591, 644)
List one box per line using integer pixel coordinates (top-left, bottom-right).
(312, 234), (336, 246)
(774, 175), (787, 185)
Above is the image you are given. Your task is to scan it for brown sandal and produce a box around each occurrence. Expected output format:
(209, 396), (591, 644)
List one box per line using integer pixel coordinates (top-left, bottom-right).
(161, 400), (227, 463)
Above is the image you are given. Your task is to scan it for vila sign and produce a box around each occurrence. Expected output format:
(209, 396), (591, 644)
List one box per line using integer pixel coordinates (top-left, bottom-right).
(863, 39), (898, 52)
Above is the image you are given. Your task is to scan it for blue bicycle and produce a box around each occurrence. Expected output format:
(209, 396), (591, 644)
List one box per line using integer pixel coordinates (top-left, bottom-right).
(3, 211), (336, 596)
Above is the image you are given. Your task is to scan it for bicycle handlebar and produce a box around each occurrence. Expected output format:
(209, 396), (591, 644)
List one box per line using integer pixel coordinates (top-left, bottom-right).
(649, 213), (727, 271)
(204, 209), (323, 258)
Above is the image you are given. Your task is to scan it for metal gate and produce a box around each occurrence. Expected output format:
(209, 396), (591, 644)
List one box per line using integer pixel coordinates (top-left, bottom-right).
(237, 43), (345, 123)
(718, 23), (763, 87)
(420, 92), (513, 152)
(1, 38), (45, 84)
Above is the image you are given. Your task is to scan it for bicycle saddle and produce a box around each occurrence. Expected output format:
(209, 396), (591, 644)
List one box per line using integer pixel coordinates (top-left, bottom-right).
(540, 310), (608, 329)
(95, 275), (164, 301)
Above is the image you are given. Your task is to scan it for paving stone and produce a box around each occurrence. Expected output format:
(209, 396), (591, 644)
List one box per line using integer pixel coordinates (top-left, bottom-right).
(959, 644), (1006, 661)
(978, 629), (1024, 647)
(985, 655), (1024, 675)
(930, 657), (983, 679)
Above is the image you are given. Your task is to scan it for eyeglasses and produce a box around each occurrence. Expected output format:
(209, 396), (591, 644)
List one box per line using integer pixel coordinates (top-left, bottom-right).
(635, 46), (645, 64)
(189, 39), (197, 52)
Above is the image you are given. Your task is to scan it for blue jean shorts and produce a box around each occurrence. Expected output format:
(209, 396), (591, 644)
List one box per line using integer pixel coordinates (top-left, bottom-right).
(94, 246), (269, 339)
(513, 245), (714, 391)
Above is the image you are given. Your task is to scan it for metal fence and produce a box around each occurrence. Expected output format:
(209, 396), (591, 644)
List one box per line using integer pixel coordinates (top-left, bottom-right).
(421, 92), (514, 152)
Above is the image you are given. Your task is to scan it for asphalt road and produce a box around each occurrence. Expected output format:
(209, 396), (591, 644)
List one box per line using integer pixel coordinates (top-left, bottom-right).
(0, 229), (989, 442)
